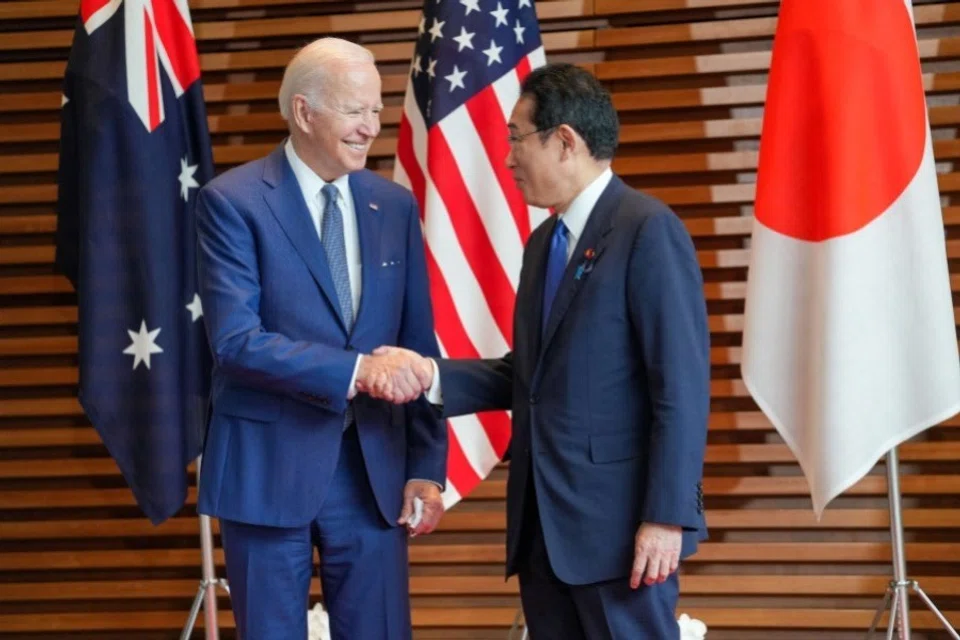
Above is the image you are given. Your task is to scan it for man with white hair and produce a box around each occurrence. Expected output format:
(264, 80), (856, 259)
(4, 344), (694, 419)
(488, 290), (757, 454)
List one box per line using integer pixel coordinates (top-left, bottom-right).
(194, 38), (447, 639)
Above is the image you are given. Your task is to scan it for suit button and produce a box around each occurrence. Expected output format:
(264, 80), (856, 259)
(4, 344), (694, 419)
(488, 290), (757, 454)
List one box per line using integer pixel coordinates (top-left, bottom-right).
(529, 395), (538, 404)
(346, 345), (355, 352)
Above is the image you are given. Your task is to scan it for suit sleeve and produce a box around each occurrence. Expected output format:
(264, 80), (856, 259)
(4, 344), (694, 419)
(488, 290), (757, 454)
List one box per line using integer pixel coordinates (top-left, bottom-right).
(195, 183), (358, 414)
(434, 352), (514, 418)
(397, 196), (448, 486)
(627, 209), (710, 531)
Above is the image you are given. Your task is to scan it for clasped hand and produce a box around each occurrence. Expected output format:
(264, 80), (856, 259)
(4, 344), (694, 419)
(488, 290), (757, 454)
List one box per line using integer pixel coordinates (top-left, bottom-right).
(354, 346), (433, 403)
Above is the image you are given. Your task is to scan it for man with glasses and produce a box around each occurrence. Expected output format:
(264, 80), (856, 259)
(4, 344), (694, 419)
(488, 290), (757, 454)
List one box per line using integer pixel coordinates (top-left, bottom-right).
(194, 38), (446, 639)
(377, 63), (711, 638)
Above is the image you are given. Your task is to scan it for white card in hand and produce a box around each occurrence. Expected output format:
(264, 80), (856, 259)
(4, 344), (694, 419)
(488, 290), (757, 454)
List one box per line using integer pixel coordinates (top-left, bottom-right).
(408, 496), (424, 529)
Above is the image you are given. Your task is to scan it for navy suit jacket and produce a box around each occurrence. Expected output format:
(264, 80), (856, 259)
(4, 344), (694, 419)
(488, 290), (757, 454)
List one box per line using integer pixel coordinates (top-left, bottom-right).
(436, 175), (710, 585)
(195, 144), (445, 528)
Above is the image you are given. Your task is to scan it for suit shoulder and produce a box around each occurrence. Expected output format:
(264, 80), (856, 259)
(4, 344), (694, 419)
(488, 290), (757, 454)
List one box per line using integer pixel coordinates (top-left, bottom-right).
(615, 190), (699, 270)
(200, 156), (267, 200)
(616, 187), (689, 236)
(359, 170), (416, 204)
(619, 187), (674, 222)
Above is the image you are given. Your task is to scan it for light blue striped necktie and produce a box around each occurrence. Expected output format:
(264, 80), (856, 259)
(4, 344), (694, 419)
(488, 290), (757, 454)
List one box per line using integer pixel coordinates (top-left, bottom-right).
(321, 184), (354, 430)
(320, 184), (354, 330)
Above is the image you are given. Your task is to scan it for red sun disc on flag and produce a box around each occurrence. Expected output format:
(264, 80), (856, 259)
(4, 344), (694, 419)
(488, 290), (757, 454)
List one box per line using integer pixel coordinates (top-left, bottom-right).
(754, 0), (928, 242)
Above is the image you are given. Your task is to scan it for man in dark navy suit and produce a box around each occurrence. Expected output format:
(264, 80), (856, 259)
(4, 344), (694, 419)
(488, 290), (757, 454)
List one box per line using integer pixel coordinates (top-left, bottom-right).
(377, 63), (710, 638)
(195, 38), (446, 640)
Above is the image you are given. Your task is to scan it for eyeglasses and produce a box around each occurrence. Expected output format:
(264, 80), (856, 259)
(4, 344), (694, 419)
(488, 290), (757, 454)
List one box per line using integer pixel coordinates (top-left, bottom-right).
(506, 126), (556, 146)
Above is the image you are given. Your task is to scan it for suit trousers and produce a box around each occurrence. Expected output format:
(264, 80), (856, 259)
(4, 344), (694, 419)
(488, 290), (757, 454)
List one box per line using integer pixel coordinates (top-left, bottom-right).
(219, 426), (411, 640)
(517, 473), (681, 640)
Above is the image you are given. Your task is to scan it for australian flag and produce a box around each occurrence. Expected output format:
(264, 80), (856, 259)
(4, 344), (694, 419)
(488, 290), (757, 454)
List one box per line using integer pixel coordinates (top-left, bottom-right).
(55, 0), (213, 524)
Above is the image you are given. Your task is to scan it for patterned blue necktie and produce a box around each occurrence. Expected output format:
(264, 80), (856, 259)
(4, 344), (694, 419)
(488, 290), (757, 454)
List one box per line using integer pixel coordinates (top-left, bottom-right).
(321, 184), (354, 430)
(321, 184), (354, 330)
(542, 218), (568, 336)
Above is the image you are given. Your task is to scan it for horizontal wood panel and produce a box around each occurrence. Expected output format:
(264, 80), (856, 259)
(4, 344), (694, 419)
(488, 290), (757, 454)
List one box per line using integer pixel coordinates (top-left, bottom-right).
(2, 607), (957, 632)
(7, 170), (960, 206)
(2, 31), (958, 82)
(4, 508), (960, 542)
(5, 574), (960, 602)
(5, 207), (960, 239)
(4, 473), (960, 511)
(2, 542), (958, 573)
(4, 273), (960, 305)
(5, 69), (960, 118)
(5, 238), (954, 271)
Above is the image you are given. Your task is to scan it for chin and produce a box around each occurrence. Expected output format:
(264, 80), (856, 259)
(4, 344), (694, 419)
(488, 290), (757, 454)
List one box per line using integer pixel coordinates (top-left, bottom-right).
(524, 192), (549, 209)
(516, 184), (535, 205)
(344, 150), (369, 168)
(338, 156), (366, 173)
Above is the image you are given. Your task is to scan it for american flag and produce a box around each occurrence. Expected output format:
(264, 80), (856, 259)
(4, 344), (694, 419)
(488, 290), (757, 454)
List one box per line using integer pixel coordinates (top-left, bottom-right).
(393, 0), (546, 507)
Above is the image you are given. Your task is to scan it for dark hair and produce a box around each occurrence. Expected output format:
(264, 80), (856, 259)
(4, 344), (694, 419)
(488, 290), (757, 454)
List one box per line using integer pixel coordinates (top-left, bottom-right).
(519, 63), (619, 160)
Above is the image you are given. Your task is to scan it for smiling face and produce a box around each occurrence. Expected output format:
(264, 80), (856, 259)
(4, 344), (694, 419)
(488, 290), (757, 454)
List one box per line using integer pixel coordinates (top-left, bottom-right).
(506, 95), (565, 210)
(292, 59), (382, 181)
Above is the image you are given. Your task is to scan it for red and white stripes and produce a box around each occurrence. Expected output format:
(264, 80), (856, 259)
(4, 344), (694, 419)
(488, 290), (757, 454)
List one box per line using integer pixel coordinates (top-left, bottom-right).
(395, 47), (547, 506)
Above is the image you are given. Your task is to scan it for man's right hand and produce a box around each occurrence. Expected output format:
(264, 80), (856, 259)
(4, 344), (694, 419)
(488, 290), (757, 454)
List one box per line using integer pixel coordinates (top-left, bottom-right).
(355, 346), (433, 404)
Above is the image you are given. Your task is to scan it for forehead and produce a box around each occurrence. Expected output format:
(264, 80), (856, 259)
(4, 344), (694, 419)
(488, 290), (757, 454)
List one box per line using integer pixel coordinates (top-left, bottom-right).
(324, 63), (381, 98)
(508, 95), (534, 128)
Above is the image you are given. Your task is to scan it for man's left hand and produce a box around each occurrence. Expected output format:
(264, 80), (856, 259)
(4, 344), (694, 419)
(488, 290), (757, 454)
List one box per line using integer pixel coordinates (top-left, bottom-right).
(398, 480), (444, 536)
(630, 522), (681, 589)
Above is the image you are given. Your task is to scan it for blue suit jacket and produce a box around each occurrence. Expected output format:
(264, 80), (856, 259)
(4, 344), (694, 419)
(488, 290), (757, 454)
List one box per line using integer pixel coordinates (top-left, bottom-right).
(436, 175), (710, 585)
(194, 144), (446, 528)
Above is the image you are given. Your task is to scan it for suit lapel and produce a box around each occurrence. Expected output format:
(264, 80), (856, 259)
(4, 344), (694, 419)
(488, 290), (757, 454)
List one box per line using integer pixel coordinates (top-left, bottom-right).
(349, 170), (382, 335)
(522, 220), (553, 361)
(539, 175), (625, 358)
(261, 145), (348, 333)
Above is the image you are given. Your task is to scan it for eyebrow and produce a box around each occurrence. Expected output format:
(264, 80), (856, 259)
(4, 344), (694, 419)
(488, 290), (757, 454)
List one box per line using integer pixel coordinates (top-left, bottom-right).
(338, 103), (382, 111)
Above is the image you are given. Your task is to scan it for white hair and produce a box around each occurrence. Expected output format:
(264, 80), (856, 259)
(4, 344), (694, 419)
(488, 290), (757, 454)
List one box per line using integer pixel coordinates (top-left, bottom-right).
(278, 38), (375, 121)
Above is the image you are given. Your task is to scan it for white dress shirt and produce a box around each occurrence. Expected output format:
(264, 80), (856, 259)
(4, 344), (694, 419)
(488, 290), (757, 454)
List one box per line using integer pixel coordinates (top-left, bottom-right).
(284, 139), (364, 393)
(556, 167), (613, 262)
(286, 141), (439, 493)
(426, 167), (614, 404)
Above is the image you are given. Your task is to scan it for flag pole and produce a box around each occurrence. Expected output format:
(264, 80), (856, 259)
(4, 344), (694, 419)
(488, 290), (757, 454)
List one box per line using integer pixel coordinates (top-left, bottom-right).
(865, 447), (959, 640)
(180, 455), (231, 640)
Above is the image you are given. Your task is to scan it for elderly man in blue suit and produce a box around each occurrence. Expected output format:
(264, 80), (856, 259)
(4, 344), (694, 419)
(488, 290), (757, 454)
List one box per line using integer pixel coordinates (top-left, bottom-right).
(377, 64), (710, 638)
(194, 38), (446, 640)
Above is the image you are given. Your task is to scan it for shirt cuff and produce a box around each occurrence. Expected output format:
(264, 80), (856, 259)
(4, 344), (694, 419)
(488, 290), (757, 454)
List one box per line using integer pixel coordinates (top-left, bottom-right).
(424, 357), (443, 405)
(347, 353), (363, 399)
(407, 478), (444, 490)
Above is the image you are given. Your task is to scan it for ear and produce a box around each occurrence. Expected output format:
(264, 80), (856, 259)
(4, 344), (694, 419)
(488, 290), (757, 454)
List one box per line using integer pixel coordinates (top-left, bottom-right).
(291, 95), (313, 135)
(556, 124), (578, 159)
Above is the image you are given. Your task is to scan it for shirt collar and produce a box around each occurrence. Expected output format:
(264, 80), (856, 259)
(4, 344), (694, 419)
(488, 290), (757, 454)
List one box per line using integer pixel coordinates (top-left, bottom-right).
(557, 167), (613, 245)
(284, 138), (351, 205)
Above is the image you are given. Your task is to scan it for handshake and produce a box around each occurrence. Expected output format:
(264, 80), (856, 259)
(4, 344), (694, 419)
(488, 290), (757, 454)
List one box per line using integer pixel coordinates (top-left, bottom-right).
(353, 346), (434, 404)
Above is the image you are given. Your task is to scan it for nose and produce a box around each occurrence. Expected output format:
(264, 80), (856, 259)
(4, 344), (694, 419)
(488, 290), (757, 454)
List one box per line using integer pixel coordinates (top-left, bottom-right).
(358, 111), (380, 138)
(505, 145), (517, 169)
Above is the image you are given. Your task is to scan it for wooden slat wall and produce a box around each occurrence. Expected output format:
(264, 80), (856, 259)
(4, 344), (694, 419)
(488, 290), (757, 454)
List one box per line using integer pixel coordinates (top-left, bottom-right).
(1, 0), (959, 638)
